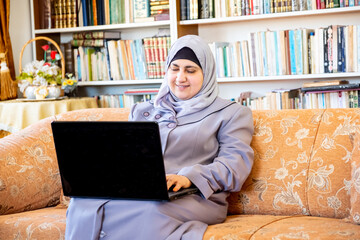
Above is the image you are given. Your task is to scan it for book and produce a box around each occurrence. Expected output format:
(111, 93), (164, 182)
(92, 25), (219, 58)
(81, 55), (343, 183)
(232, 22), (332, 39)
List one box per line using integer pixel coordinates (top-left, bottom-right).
(302, 80), (349, 88)
(71, 39), (107, 47)
(301, 83), (360, 92)
(61, 42), (75, 74)
(39, 0), (52, 29)
(73, 31), (121, 39)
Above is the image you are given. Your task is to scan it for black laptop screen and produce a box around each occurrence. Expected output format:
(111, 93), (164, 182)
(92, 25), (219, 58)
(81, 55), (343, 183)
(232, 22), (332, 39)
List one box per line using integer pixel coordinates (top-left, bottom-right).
(51, 121), (169, 201)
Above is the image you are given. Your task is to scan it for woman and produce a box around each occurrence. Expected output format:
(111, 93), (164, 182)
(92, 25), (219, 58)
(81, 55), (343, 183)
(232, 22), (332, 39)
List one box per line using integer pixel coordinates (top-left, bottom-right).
(65, 35), (254, 240)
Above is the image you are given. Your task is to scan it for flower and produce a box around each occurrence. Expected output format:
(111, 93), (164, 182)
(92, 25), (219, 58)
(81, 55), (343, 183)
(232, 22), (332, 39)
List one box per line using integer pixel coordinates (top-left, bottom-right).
(61, 73), (78, 94)
(17, 60), (62, 87)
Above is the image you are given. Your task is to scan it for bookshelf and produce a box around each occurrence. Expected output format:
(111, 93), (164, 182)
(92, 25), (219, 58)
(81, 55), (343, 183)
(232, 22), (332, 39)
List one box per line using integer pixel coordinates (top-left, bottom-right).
(177, 4), (360, 99)
(27, 0), (360, 101)
(28, 0), (181, 97)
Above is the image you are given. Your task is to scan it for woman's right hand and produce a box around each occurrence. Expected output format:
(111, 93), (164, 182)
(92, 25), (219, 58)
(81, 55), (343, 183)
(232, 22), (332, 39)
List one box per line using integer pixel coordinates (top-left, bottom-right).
(166, 174), (192, 192)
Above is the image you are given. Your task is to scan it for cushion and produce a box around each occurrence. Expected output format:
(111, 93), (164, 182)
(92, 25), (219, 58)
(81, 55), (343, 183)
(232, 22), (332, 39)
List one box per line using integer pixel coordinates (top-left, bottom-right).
(0, 206), (67, 239)
(228, 109), (326, 216)
(204, 214), (360, 239)
(306, 109), (360, 219)
(0, 116), (61, 215)
(349, 130), (360, 224)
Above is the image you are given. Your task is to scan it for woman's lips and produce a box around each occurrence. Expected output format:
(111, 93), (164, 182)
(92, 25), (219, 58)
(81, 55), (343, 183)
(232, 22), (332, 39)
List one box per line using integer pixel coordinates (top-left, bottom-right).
(176, 84), (189, 90)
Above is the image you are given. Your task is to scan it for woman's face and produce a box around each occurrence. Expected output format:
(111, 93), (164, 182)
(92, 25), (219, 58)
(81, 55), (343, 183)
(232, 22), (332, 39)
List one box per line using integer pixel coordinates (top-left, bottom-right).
(167, 59), (204, 100)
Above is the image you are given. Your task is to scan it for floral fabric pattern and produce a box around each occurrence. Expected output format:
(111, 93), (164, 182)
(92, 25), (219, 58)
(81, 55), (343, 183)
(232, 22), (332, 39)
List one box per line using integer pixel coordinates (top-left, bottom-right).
(1, 108), (360, 240)
(228, 109), (360, 221)
(349, 131), (360, 224)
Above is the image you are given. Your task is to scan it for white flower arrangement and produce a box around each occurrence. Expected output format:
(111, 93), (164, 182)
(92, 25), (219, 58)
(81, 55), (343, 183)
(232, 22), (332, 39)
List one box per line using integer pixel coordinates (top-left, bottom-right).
(17, 60), (62, 93)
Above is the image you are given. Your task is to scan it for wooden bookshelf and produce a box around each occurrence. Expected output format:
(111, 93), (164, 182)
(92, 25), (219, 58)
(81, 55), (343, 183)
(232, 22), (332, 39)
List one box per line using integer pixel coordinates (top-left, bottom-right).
(179, 6), (360, 25)
(28, 0), (360, 100)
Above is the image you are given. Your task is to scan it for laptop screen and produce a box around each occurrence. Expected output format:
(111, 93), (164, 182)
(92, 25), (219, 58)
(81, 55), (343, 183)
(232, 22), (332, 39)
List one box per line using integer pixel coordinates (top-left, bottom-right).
(52, 121), (170, 201)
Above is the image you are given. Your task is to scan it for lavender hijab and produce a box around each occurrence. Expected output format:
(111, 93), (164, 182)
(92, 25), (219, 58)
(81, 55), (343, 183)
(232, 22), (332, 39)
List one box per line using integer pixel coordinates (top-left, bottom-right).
(153, 35), (218, 118)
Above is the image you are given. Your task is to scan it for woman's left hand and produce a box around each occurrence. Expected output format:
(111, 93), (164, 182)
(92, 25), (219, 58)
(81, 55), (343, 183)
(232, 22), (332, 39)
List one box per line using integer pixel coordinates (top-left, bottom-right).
(166, 174), (192, 192)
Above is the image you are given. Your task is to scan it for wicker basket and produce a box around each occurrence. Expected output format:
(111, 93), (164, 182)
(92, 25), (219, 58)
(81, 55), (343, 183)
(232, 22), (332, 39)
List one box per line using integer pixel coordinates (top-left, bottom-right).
(18, 36), (65, 99)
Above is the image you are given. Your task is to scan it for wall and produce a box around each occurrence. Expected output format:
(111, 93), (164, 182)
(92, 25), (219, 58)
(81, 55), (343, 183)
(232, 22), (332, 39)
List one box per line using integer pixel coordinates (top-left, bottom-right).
(9, 0), (33, 76)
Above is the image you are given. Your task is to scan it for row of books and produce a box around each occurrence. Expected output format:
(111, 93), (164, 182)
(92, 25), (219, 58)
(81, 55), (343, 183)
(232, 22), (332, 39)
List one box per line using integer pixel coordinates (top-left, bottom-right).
(38, 0), (170, 29)
(96, 88), (159, 108)
(240, 81), (360, 109)
(72, 36), (171, 81)
(209, 24), (360, 78)
(181, 0), (359, 20)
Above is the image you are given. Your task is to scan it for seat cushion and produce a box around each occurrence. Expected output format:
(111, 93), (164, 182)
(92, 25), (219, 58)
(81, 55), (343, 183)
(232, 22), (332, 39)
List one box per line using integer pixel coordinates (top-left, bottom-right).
(0, 205), (66, 240)
(349, 130), (360, 224)
(203, 214), (360, 240)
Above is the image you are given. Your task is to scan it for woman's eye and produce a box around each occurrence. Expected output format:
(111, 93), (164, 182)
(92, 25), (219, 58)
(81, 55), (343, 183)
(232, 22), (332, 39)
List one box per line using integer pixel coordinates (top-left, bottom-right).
(187, 70), (195, 74)
(170, 68), (179, 71)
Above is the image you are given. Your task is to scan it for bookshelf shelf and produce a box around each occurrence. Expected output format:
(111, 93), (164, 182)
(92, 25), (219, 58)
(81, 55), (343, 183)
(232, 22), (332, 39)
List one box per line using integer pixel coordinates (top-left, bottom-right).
(77, 79), (163, 86)
(179, 6), (360, 25)
(34, 20), (171, 34)
(217, 73), (360, 83)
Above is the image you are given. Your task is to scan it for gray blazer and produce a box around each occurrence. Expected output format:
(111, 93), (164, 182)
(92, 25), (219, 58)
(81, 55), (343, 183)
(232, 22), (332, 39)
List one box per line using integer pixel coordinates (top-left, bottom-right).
(130, 97), (254, 199)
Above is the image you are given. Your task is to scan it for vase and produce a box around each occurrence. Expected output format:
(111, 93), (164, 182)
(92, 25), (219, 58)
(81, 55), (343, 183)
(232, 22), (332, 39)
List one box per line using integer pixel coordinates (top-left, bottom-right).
(23, 85), (62, 99)
(47, 85), (61, 98)
(24, 85), (37, 99)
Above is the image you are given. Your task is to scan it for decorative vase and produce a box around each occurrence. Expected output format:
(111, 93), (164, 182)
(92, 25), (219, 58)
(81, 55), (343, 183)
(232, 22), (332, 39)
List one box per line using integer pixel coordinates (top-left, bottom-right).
(24, 85), (37, 99)
(47, 85), (61, 98)
(23, 85), (62, 99)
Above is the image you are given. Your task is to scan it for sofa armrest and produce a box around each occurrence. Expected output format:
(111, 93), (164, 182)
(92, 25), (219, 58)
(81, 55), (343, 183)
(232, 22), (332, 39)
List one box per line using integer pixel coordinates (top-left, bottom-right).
(0, 116), (61, 215)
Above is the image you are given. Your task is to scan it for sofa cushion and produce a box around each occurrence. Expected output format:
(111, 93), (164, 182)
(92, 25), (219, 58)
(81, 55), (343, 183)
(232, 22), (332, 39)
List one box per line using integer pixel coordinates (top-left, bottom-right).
(0, 205), (66, 239)
(307, 109), (360, 219)
(0, 116), (61, 215)
(349, 130), (360, 224)
(228, 109), (326, 216)
(204, 214), (360, 240)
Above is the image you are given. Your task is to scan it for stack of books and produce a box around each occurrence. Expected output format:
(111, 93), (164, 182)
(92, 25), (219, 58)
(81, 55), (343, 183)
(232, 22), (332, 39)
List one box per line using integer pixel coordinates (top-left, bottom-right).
(209, 24), (360, 78)
(241, 80), (360, 110)
(38, 0), (170, 29)
(96, 88), (159, 108)
(72, 34), (171, 81)
(181, 0), (356, 20)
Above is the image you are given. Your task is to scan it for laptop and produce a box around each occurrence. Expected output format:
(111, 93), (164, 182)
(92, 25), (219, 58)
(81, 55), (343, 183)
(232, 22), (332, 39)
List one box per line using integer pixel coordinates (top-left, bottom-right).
(51, 121), (199, 201)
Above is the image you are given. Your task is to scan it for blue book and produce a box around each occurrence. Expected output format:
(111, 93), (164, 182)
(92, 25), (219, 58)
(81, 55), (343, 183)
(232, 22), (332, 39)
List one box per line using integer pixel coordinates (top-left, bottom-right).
(341, 27), (346, 73)
(77, 52), (82, 81)
(337, 26), (343, 73)
(135, 39), (147, 79)
(81, 0), (88, 26)
(261, 32), (269, 76)
(119, 94), (124, 108)
(129, 40), (140, 80)
(295, 29), (303, 75)
(288, 30), (297, 75)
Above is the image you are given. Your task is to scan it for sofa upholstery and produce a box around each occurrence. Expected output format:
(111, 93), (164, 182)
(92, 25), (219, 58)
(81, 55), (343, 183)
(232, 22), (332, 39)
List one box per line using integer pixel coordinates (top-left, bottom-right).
(0, 108), (359, 239)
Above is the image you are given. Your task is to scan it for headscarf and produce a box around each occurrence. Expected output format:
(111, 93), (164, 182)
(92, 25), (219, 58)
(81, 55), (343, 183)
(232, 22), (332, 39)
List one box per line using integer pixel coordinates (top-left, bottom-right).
(153, 35), (218, 118)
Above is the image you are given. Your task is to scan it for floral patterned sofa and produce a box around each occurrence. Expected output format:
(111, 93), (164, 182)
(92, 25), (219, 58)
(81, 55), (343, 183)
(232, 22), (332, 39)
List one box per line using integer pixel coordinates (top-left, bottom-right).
(0, 108), (359, 239)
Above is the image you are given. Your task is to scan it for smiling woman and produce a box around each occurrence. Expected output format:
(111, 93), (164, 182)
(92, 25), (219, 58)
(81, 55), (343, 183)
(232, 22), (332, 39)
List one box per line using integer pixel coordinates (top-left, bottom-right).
(167, 59), (204, 101)
(65, 35), (255, 240)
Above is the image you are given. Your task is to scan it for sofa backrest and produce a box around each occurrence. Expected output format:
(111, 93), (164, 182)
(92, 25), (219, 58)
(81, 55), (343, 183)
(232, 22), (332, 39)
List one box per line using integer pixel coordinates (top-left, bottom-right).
(1, 107), (358, 220)
(228, 108), (360, 220)
(0, 108), (130, 215)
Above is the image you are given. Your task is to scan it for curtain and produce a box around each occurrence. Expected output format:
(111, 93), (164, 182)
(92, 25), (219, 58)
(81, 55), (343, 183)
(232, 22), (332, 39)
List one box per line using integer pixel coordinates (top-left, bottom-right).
(0, 0), (15, 79)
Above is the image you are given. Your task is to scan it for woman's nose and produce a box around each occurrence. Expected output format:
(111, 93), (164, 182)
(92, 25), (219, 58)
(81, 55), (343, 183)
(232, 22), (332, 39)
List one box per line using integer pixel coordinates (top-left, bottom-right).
(176, 70), (186, 82)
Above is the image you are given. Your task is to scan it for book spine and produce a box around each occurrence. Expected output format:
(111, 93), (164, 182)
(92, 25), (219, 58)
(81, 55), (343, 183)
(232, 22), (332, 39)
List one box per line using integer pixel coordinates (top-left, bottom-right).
(324, 27), (329, 73)
(295, 29), (303, 75)
(180, 0), (188, 20)
(289, 30), (297, 75)
(261, 32), (269, 76)
(200, 0), (210, 19)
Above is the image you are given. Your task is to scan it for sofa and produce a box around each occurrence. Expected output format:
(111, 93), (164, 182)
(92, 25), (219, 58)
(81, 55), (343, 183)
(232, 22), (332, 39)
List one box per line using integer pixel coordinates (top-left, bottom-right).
(0, 107), (359, 239)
